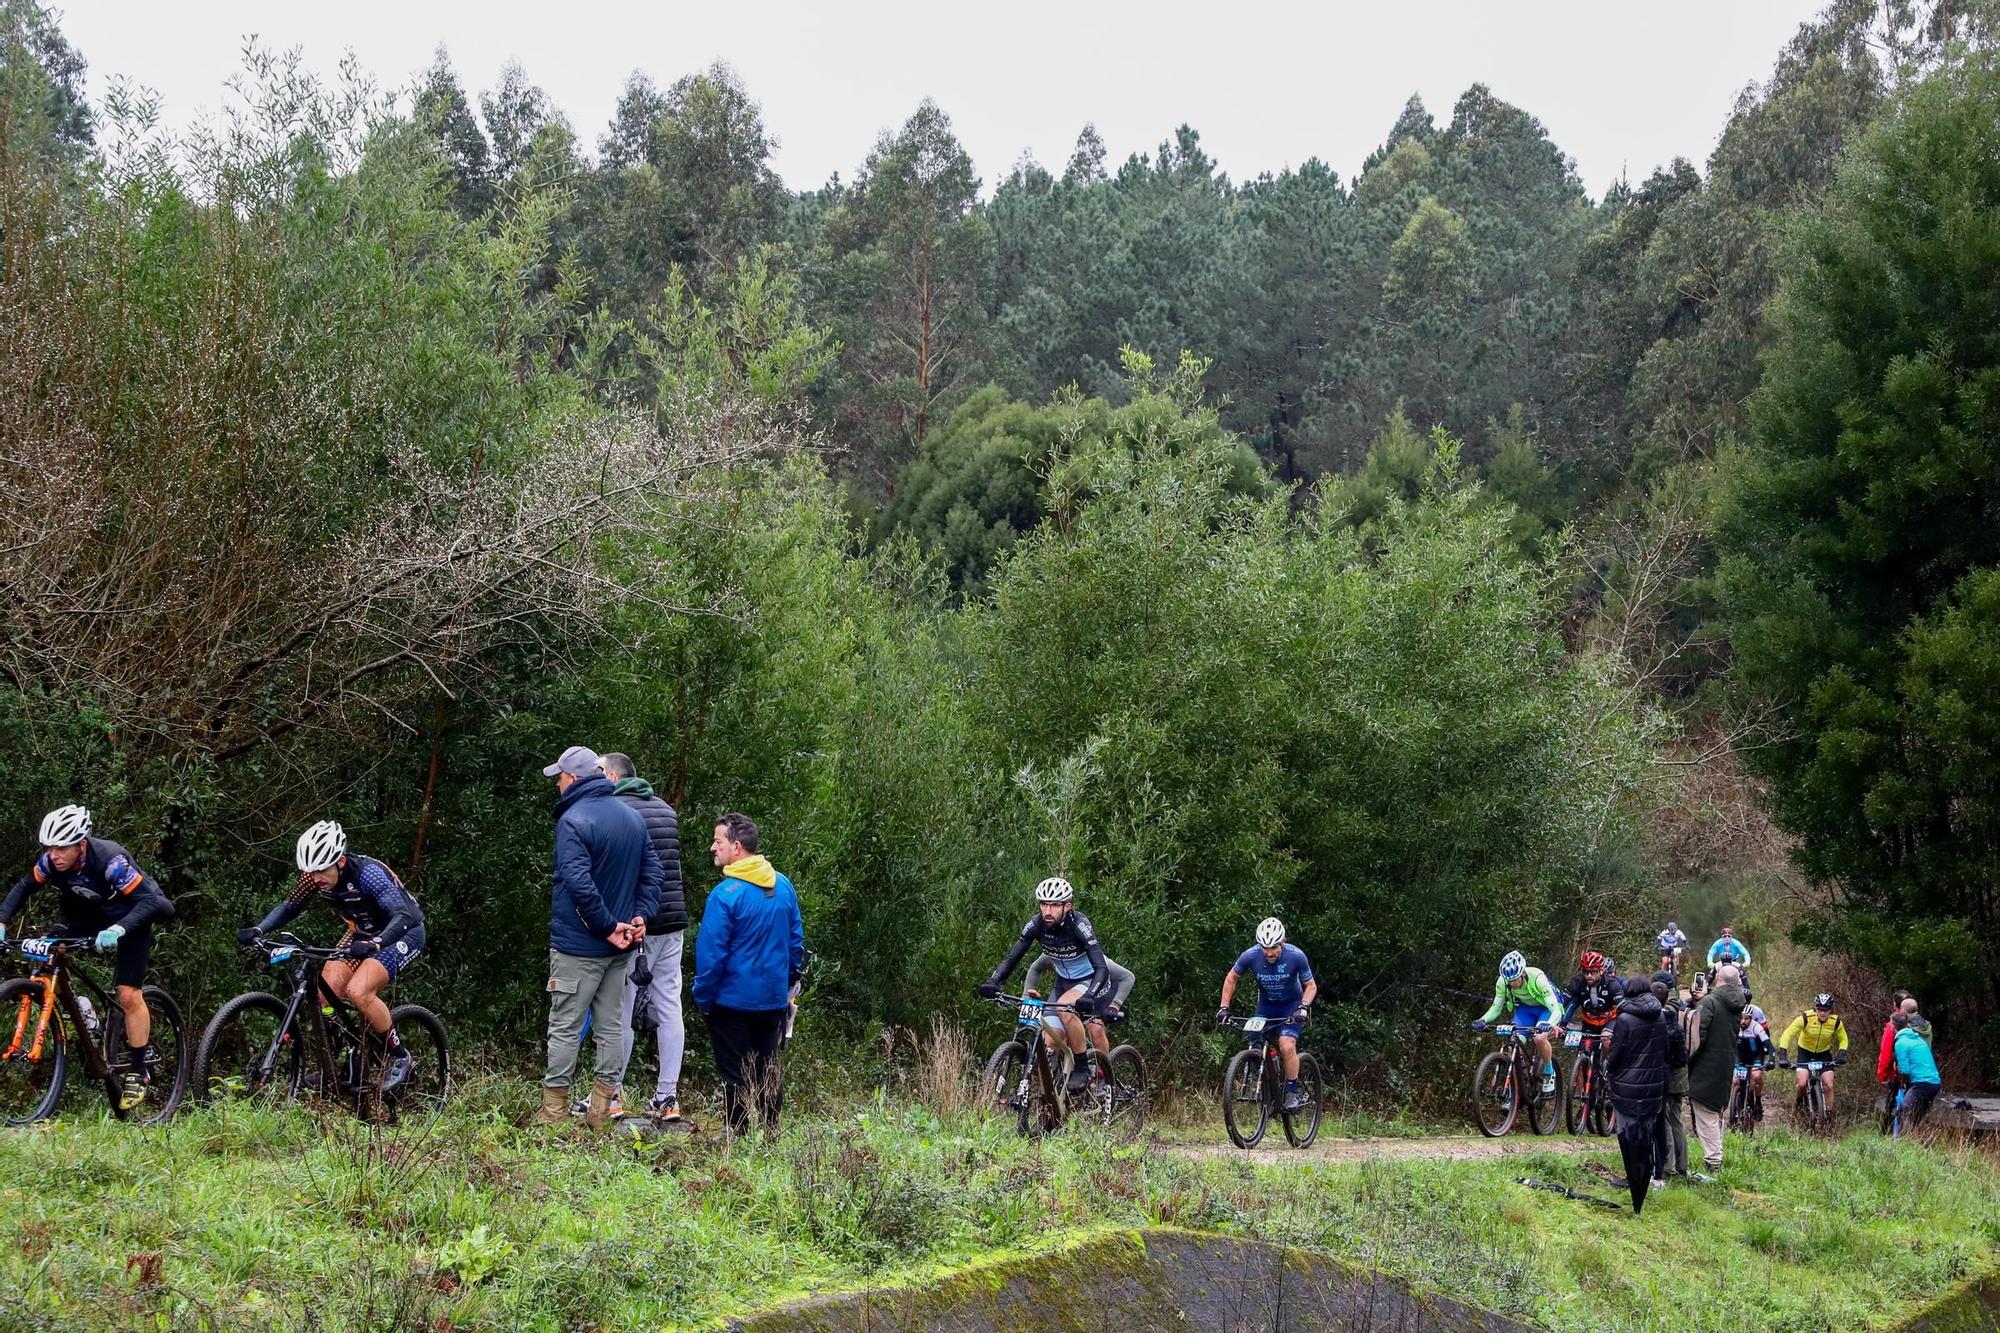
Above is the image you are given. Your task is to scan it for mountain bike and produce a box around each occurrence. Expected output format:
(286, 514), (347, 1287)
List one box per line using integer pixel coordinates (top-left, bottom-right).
(0, 936), (188, 1125)
(1219, 1012), (1322, 1149)
(1563, 1027), (1614, 1136)
(1726, 1061), (1766, 1134)
(193, 932), (449, 1120)
(978, 993), (1145, 1138)
(1471, 1022), (1564, 1137)
(1780, 1057), (1837, 1135)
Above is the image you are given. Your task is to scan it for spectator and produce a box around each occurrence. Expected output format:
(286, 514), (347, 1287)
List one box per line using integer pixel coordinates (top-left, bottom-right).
(600, 752), (689, 1123)
(1877, 989), (1912, 1133)
(1893, 1011), (1942, 1133)
(1650, 973), (1690, 1179)
(1605, 976), (1685, 1213)
(692, 813), (804, 1136)
(536, 745), (662, 1130)
(1685, 963), (1747, 1175)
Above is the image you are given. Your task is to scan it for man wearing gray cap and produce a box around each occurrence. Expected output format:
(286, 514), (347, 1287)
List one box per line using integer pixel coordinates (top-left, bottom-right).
(535, 745), (663, 1128)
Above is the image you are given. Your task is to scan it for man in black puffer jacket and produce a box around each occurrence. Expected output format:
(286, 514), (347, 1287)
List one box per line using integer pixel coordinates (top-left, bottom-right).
(601, 752), (688, 1121)
(1603, 982), (1684, 1213)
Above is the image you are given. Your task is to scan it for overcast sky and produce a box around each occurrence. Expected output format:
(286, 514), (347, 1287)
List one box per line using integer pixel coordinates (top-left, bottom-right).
(61, 1), (1824, 198)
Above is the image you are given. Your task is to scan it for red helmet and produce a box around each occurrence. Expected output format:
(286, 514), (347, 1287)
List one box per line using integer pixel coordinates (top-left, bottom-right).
(1579, 950), (1607, 972)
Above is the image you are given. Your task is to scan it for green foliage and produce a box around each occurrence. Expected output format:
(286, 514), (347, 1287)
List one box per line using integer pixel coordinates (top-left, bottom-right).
(1717, 55), (2000, 1060)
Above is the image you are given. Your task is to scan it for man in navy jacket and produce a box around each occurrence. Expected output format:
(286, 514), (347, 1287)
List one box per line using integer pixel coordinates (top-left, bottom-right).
(694, 812), (804, 1135)
(536, 745), (662, 1128)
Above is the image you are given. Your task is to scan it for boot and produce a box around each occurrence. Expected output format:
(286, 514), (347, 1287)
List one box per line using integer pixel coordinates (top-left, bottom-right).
(585, 1081), (619, 1131)
(534, 1086), (569, 1127)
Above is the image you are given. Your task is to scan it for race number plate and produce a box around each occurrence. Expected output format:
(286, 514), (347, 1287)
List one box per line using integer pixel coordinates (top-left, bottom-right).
(20, 938), (54, 962)
(1564, 1030), (1583, 1048)
(269, 947), (296, 964)
(1016, 999), (1043, 1022)
(1242, 1016), (1267, 1033)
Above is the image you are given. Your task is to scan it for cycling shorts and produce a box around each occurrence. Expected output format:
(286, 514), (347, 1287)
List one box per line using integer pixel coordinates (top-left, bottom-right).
(55, 919), (153, 991)
(1509, 1005), (1552, 1029)
(375, 926), (425, 980)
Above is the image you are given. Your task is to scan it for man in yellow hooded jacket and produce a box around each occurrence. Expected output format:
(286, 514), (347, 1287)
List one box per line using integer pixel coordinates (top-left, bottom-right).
(693, 812), (805, 1135)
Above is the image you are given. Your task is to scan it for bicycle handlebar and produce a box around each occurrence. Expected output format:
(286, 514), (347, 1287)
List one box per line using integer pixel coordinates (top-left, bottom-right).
(252, 931), (357, 962)
(3, 935), (103, 959)
(1218, 1012), (1309, 1029)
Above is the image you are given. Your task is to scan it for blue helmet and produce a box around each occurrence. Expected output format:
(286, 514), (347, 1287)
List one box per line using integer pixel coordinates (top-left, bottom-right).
(1499, 950), (1527, 982)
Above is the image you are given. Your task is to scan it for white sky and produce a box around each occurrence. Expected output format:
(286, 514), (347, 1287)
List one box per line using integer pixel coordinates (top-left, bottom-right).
(60, 1), (1824, 198)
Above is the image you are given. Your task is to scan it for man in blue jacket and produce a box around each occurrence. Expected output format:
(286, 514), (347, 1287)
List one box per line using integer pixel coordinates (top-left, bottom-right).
(693, 812), (804, 1135)
(536, 745), (662, 1129)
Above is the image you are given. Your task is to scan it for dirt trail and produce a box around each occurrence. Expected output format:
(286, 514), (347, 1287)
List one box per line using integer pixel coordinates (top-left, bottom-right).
(1164, 1132), (1611, 1165)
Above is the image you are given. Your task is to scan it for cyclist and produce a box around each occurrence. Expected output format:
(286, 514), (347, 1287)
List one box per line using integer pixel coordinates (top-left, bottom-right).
(1656, 921), (1688, 973)
(1777, 992), (1848, 1113)
(1705, 926), (1752, 994)
(1559, 950), (1626, 1047)
(1025, 949), (1133, 1096)
(237, 821), (426, 1091)
(977, 876), (1111, 1093)
(1471, 950), (1567, 1096)
(1216, 918), (1318, 1111)
(0, 805), (176, 1110)
(1736, 1003), (1773, 1120)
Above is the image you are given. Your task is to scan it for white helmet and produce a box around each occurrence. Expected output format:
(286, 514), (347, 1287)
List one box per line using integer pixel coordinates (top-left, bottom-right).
(1499, 950), (1527, 981)
(1034, 875), (1073, 903)
(295, 820), (347, 873)
(1256, 917), (1286, 948)
(38, 804), (90, 847)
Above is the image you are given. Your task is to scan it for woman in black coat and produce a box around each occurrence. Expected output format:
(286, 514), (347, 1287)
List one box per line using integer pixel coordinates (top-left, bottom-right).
(1603, 985), (1686, 1213)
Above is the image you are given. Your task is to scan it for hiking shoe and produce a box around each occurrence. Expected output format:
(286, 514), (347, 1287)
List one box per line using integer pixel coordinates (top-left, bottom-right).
(382, 1049), (412, 1092)
(646, 1093), (682, 1120)
(1282, 1089), (1308, 1113)
(117, 1071), (148, 1113)
(1650, 1178), (1667, 1189)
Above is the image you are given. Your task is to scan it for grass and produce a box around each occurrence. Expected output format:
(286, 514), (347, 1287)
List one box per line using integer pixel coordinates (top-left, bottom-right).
(0, 1076), (1993, 1331)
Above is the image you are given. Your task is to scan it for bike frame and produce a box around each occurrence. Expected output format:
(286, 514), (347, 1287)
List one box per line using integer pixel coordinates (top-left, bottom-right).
(1227, 1012), (1307, 1103)
(3, 939), (118, 1084)
(991, 992), (1081, 1128)
(246, 935), (387, 1105)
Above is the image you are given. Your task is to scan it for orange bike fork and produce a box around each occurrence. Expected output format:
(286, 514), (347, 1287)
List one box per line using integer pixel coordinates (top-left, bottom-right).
(4, 974), (57, 1062)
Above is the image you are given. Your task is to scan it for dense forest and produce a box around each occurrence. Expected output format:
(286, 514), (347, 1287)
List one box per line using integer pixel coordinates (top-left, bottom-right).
(3, 0), (1999, 1081)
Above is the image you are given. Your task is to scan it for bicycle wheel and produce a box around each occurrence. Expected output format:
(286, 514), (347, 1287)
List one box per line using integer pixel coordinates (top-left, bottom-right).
(1471, 1049), (1518, 1137)
(0, 978), (66, 1124)
(1282, 1053), (1324, 1149)
(386, 1003), (451, 1116)
(1223, 1048), (1270, 1148)
(193, 992), (299, 1104)
(1726, 1079), (1744, 1132)
(101, 986), (188, 1124)
(1096, 1044), (1146, 1138)
(1588, 1080), (1613, 1137)
(979, 1039), (1029, 1120)
(1527, 1056), (1566, 1135)
(1564, 1054), (1589, 1134)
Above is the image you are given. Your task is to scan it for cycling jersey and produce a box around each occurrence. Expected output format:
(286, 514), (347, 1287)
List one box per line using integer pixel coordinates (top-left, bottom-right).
(1657, 929), (1687, 952)
(1025, 953), (1134, 1007)
(0, 838), (174, 933)
(1560, 969), (1626, 1029)
(1778, 1010), (1849, 1057)
(257, 854), (423, 949)
(1479, 966), (1566, 1025)
(1706, 938), (1751, 968)
(1233, 943), (1314, 1016)
(985, 910), (1109, 1001)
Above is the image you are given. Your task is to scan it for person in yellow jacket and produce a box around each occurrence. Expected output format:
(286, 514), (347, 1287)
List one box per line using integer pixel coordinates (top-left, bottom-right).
(1778, 992), (1849, 1112)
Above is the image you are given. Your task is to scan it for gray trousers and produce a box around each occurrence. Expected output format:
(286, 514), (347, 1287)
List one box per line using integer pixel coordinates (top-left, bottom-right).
(619, 930), (687, 1101)
(543, 947), (633, 1090)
